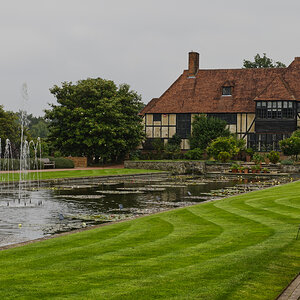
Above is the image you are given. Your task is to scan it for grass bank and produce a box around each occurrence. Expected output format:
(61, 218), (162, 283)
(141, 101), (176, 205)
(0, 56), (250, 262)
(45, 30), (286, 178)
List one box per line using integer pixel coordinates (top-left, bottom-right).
(0, 168), (161, 181)
(0, 182), (299, 299)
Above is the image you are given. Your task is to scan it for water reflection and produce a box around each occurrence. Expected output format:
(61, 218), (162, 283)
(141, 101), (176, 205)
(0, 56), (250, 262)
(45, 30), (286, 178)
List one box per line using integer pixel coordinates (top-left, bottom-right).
(0, 175), (291, 247)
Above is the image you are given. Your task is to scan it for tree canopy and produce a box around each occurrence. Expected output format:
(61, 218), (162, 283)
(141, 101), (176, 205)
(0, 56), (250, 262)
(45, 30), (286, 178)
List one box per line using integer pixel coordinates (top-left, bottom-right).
(27, 114), (49, 139)
(279, 131), (300, 159)
(243, 53), (286, 68)
(45, 78), (145, 162)
(0, 106), (22, 155)
(206, 136), (245, 161)
(189, 115), (230, 150)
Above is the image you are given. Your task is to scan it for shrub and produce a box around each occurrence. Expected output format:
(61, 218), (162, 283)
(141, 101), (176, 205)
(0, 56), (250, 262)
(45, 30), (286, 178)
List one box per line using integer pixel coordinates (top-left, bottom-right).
(0, 158), (41, 170)
(189, 115), (230, 150)
(53, 150), (62, 158)
(51, 157), (74, 168)
(184, 148), (203, 160)
(164, 144), (181, 159)
(280, 159), (294, 165)
(268, 151), (280, 164)
(245, 148), (254, 158)
(167, 134), (182, 147)
(279, 136), (300, 159)
(164, 134), (182, 159)
(252, 153), (264, 164)
(151, 138), (165, 159)
(206, 136), (240, 160)
(230, 163), (239, 171)
(129, 150), (141, 160)
(217, 151), (231, 163)
(292, 129), (300, 138)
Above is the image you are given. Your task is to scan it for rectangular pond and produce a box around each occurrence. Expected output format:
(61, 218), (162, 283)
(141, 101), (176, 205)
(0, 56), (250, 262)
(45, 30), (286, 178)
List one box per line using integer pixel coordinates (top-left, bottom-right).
(0, 174), (293, 248)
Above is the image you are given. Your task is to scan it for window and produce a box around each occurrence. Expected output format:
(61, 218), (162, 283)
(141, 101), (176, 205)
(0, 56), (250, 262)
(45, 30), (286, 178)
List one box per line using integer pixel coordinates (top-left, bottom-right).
(176, 114), (191, 138)
(153, 113), (161, 122)
(222, 86), (232, 96)
(247, 133), (291, 151)
(256, 101), (295, 119)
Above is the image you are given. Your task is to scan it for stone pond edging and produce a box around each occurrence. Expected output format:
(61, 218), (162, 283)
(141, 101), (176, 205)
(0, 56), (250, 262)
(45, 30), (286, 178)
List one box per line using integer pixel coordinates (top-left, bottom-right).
(124, 160), (206, 174)
(124, 160), (232, 174)
(125, 160), (300, 175)
(0, 172), (170, 188)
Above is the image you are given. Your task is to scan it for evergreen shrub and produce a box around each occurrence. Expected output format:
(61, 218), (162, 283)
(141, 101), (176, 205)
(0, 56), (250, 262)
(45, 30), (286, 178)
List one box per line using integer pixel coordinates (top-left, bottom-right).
(280, 159), (294, 165)
(184, 148), (203, 160)
(217, 151), (231, 163)
(52, 157), (74, 168)
(268, 151), (280, 164)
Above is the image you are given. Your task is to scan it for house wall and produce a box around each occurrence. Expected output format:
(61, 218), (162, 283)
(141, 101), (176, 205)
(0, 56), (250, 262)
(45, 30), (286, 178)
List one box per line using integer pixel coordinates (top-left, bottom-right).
(144, 113), (189, 150)
(143, 113), (256, 150)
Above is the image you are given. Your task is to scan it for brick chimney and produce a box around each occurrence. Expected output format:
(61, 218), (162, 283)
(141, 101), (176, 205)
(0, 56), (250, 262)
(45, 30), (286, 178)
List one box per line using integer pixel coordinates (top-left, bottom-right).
(188, 51), (199, 77)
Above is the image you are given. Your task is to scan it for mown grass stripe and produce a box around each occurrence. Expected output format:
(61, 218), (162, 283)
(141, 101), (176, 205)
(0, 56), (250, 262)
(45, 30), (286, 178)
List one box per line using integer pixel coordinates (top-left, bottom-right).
(0, 181), (299, 299)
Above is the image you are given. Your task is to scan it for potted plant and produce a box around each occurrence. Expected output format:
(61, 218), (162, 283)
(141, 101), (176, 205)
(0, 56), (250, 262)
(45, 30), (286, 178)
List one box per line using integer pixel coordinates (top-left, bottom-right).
(268, 151), (280, 164)
(230, 163), (239, 173)
(238, 166), (244, 173)
(253, 153), (264, 166)
(251, 165), (257, 173)
(255, 165), (262, 173)
(243, 166), (249, 174)
(262, 167), (269, 173)
(264, 154), (270, 165)
(245, 148), (254, 162)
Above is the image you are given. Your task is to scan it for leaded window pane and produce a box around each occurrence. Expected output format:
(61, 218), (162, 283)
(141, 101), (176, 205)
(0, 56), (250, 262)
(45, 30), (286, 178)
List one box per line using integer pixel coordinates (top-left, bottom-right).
(153, 114), (161, 122)
(222, 87), (232, 96)
(176, 114), (191, 138)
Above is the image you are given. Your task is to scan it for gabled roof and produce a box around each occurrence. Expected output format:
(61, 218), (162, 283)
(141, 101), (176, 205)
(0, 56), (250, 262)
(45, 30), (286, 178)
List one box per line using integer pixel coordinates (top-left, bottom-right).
(254, 75), (296, 101)
(141, 57), (300, 115)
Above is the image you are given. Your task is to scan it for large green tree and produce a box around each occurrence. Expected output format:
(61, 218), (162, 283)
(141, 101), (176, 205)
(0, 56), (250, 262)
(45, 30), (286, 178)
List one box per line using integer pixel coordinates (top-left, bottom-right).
(45, 78), (145, 162)
(0, 106), (22, 155)
(243, 53), (286, 68)
(27, 114), (50, 139)
(189, 115), (230, 150)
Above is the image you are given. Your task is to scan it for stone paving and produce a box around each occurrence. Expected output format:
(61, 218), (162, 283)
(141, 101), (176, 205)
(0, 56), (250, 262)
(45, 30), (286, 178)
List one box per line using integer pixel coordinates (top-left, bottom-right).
(277, 274), (300, 300)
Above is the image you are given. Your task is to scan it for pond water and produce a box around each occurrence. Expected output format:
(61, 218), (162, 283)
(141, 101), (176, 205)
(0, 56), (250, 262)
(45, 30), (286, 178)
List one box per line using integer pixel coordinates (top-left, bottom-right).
(0, 174), (292, 247)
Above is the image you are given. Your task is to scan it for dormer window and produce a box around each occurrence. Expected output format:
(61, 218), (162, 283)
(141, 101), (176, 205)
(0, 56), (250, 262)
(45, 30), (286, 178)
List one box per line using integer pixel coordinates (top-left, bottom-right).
(222, 86), (232, 96)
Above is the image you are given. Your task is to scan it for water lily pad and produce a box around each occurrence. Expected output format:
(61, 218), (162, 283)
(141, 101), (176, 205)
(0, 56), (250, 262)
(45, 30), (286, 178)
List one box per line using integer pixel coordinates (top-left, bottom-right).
(96, 190), (144, 194)
(55, 195), (105, 199)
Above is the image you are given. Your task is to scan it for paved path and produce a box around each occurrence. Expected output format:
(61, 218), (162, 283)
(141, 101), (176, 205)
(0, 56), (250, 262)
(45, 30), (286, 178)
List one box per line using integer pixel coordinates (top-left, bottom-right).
(277, 274), (300, 300)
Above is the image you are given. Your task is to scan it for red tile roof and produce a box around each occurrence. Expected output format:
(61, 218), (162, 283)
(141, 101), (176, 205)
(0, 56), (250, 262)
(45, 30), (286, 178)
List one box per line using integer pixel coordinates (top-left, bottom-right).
(141, 58), (300, 115)
(254, 75), (296, 101)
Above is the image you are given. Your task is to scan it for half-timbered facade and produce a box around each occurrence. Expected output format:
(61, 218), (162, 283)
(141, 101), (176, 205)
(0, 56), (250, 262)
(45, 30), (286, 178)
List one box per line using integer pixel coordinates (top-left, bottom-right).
(140, 52), (300, 151)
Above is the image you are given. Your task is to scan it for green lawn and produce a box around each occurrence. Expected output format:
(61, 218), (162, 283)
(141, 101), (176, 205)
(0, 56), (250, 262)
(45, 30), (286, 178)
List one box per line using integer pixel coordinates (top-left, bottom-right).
(0, 168), (161, 181)
(0, 181), (299, 299)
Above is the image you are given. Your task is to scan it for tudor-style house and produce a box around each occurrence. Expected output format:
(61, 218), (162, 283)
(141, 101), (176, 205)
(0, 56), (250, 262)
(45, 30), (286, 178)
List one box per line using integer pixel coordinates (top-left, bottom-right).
(140, 51), (300, 151)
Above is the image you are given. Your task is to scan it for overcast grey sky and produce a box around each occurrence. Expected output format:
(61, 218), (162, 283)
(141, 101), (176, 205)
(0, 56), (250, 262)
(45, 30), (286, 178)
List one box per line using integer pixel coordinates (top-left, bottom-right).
(0, 0), (299, 116)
